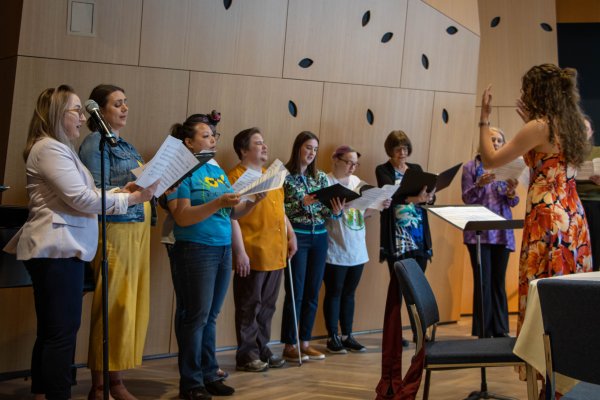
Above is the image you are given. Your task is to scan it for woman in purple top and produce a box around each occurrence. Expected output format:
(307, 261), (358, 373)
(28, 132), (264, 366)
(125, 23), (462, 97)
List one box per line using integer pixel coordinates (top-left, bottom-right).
(462, 127), (519, 337)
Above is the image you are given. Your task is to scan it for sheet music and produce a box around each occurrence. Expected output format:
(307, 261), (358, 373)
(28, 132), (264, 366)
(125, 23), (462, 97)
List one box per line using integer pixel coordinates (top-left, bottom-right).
(231, 168), (262, 192)
(240, 170), (287, 197)
(346, 184), (398, 211)
(427, 206), (505, 230)
(491, 157), (526, 182)
(576, 158), (600, 180)
(134, 136), (199, 197)
(236, 160), (288, 195)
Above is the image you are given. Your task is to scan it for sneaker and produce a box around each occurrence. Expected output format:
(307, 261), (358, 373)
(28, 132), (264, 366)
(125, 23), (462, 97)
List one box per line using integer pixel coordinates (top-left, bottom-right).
(300, 345), (326, 360)
(326, 335), (348, 354)
(264, 354), (286, 368)
(282, 346), (309, 363)
(205, 380), (234, 396)
(342, 335), (366, 352)
(236, 359), (268, 372)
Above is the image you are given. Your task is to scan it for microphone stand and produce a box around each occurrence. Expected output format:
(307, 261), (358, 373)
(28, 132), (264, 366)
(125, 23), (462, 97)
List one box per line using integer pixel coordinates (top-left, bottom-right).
(99, 137), (110, 400)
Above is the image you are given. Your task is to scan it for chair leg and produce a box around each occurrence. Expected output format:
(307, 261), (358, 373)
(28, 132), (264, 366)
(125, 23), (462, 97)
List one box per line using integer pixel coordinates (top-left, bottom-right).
(525, 364), (538, 400)
(423, 369), (432, 400)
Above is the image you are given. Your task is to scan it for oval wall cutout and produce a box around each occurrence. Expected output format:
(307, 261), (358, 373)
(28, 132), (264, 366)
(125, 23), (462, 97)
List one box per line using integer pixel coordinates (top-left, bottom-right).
(223, 0), (232, 10)
(490, 16), (501, 28)
(288, 101), (298, 118)
(540, 22), (553, 32)
(446, 26), (458, 35)
(381, 32), (393, 43)
(362, 10), (370, 27)
(442, 108), (449, 124)
(298, 58), (314, 68)
(366, 109), (374, 125)
(421, 54), (429, 70)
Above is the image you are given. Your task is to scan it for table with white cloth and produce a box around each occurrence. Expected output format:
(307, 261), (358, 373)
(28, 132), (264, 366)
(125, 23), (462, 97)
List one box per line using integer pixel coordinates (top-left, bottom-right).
(513, 271), (600, 395)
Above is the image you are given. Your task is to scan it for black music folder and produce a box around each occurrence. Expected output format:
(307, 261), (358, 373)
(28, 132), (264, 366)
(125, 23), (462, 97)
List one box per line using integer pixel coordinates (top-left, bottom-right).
(311, 183), (361, 206)
(396, 162), (462, 196)
(168, 150), (216, 191)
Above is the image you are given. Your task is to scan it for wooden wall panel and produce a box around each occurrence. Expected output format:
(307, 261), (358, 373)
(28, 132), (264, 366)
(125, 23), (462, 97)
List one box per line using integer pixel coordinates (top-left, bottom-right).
(401, 0), (480, 94)
(556, 0), (600, 23)
(427, 92), (477, 321)
(423, 0), (481, 35)
(477, 0), (558, 106)
(187, 73), (324, 172)
(140, 0), (287, 77)
(0, 57), (18, 203)
(187, 72), (323, 345)
(319, 83), (435, 330)
(18, 0), (142, 65)
(283, 0), (408, 87)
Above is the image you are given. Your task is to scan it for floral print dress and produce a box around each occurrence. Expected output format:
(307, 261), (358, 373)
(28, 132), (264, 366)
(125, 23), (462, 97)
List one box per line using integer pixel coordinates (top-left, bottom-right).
(517, 149), (592, 333)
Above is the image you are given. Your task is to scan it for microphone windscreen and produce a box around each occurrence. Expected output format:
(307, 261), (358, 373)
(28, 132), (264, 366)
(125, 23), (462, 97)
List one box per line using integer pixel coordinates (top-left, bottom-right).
(84, 99), (100, 112)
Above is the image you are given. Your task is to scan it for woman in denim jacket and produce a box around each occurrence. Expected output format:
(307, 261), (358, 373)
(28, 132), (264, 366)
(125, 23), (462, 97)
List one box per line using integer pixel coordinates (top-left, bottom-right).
(78, 84), (152, 400)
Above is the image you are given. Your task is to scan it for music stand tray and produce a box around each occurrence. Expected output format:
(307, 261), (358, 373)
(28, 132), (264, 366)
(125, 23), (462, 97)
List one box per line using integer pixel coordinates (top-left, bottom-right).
(425, 205), (524, 400)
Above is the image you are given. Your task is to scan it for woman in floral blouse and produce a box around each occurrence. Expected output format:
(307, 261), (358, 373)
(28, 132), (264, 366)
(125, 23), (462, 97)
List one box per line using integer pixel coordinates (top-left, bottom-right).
(280, 131), (343, 363)
(462, 127), (519, 338)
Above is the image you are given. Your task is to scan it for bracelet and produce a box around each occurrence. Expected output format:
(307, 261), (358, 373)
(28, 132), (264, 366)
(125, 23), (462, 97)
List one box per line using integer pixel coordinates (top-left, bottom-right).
(478, 121), (490, 127)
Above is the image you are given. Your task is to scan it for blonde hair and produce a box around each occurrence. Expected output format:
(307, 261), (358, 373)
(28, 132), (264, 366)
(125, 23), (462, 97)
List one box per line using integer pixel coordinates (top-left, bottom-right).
(23, 85), (75, 161)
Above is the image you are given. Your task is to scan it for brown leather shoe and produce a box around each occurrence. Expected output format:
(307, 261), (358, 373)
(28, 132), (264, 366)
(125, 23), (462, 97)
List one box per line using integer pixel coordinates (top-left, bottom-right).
(282, 346), (309, 363)
(300, 345), (326, 360)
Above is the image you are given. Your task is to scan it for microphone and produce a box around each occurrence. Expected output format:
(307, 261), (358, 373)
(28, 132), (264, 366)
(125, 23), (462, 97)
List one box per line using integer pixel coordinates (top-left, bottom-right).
(84, 100), (118, 147)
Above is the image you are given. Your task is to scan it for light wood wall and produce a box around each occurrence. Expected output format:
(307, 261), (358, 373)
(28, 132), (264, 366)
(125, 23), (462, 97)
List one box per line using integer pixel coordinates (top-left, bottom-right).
(460, 0), (559, 316)
(0, 0), (480, 373)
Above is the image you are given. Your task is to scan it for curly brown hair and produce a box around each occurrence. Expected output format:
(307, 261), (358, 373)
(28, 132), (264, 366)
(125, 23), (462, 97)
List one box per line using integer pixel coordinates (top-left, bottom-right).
(520, 63), (590, 167)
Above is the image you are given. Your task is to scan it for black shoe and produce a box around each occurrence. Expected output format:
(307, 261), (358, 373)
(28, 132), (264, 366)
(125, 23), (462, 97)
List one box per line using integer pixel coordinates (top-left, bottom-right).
(342, 334), (366, 352)
(264, 354), (286, 368)
(327, 335), (348, 354)
(205, 380), (235, 396)
(402, 338), (409, 347)
(182, 387), (212, 400)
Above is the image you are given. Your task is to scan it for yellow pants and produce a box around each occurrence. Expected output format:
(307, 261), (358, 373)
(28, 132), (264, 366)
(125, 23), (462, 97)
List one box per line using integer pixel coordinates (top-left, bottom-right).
(87, 202), (151, 371)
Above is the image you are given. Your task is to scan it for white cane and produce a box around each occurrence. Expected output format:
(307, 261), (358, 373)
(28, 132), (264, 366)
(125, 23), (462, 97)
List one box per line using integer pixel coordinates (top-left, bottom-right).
(286, 257), (303, 366)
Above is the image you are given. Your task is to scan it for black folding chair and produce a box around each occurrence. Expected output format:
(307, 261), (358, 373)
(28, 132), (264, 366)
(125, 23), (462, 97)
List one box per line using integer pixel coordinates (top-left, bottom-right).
(537, 279), (600, 400)
(394, 258), (534, 400)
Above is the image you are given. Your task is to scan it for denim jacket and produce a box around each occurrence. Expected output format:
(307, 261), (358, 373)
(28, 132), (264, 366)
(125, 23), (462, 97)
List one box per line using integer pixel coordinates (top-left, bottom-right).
(79, 132), (146, 223)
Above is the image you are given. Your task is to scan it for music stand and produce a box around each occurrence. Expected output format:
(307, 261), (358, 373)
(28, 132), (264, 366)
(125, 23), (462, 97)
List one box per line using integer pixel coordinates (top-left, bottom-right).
(425, 205), (523, 400)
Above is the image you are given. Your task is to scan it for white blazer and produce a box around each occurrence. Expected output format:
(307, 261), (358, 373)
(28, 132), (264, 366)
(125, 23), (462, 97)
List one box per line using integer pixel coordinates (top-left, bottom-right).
(4, 137), (129, 261)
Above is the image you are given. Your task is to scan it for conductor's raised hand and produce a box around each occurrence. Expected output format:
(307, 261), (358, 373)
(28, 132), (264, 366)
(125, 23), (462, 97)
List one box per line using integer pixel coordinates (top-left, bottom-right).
(480, 84), (493, 121)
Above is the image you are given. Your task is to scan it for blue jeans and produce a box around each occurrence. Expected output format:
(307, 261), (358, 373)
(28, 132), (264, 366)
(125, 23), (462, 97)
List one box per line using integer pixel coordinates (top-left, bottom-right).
(172, 241), (231, 391)
(323, 263), (364, 336)
(25, 258), (83, 400)
(281, 232), (328, 344)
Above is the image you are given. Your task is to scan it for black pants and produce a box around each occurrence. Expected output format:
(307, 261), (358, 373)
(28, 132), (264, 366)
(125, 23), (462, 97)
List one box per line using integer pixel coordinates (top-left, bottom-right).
(323, 263), (364, 337)
(466, 244), (510, 337)
(386, 255), (428, 341)
(25, 257), (84, 400)
(582, 200), (600, 271)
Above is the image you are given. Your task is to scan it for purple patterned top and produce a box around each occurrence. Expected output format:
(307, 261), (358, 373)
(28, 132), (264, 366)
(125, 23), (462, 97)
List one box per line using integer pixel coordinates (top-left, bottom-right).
(461, 156), (519, 251)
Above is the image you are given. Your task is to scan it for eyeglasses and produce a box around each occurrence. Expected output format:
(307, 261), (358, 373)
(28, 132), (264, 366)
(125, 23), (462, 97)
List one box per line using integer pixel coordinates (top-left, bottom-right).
(394, 146), (409, 153)
(338, 158), (360, 168)
(212, 132), (221, 141)
(65, 107), (85, 117)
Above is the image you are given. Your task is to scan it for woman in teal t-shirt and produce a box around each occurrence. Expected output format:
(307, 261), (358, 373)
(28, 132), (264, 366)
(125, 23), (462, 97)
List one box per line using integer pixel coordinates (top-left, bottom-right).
(166, 112), (261, 400)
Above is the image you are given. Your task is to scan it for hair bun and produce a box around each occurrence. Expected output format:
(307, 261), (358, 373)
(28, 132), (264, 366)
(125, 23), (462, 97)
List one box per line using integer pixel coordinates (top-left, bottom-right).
(210, 110), (221, 125)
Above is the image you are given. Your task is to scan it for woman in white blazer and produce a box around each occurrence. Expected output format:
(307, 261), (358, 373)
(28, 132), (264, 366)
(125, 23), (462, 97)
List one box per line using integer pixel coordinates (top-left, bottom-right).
(4, 85), (156, 400)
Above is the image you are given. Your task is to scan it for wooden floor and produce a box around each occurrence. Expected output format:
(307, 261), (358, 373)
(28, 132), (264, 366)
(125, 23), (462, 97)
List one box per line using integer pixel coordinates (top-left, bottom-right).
(0, 316), (528, 400)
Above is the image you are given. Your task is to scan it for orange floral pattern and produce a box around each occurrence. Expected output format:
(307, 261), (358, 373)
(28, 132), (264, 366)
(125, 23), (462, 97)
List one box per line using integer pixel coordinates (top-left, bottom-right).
(517, 149), (592, 334)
